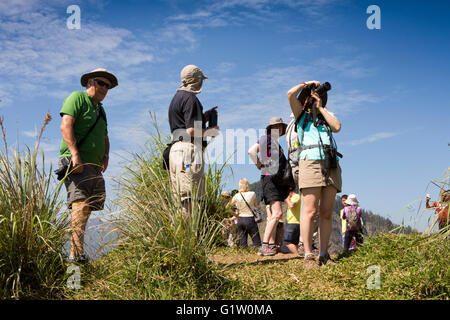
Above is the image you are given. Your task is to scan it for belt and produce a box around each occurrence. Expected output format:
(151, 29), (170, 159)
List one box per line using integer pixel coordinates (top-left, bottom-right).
(174, 136), (207, 148)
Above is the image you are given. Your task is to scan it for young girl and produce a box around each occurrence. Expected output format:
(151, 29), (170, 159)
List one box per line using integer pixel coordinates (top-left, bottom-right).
(342, 194), (364, 252)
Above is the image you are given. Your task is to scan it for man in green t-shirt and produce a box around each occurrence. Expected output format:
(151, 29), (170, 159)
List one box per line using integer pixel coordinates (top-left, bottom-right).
(58, 68), (118, 263)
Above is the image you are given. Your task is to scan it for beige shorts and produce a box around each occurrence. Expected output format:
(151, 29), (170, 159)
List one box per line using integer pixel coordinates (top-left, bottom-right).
(298, 159), (342, 193)
(169, 141), (205, 201)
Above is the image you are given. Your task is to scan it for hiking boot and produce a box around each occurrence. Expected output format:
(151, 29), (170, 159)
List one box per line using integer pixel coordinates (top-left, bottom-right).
(318, 253), (335, 266)
(303, 253), (319, 269)
(67, 253), (89, 264)
(257, 244), (277, 256)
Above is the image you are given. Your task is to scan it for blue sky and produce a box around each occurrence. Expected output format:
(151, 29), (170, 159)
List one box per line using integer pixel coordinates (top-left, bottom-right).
(0, 0), (449, 232)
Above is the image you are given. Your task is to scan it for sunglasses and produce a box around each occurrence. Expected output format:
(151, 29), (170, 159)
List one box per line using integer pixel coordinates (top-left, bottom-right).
(93, 78), (111, 89)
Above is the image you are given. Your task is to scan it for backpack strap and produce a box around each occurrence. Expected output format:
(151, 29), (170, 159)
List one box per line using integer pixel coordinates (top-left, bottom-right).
(239, 192), (257, 218)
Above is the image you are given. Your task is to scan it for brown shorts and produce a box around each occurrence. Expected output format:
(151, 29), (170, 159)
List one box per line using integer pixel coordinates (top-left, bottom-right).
(60, 158), (106, 211)
(169, 141), (205, 201)
(298, 158), (342, 193)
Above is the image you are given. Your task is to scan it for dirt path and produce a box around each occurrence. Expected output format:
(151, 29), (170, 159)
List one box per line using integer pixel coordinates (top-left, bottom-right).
(209, 252), (303, 265)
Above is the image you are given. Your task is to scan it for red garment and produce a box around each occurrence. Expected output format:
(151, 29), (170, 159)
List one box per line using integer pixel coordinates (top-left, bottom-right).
(430, 201), (449, 222)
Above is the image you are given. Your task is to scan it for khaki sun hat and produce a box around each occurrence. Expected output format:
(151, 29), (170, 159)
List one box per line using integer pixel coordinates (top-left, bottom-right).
(80, 68), (118, 89)
(221, 191), (231, 198)
(180, 64), (208, 84)
(266, 117), (287, 136)
(344, 194), (359, 206)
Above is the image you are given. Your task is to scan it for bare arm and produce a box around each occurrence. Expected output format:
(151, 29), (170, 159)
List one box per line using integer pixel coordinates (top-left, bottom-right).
(60, 114), (83, 173)
(229, 199), (239, 218)
(312, 92), (341, 133)
(287, 80), (320, 119)
(248, 143), (262, 169)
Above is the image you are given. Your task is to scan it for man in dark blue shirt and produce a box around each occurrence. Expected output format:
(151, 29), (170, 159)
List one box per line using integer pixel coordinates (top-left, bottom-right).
(168, 65), (218, 217)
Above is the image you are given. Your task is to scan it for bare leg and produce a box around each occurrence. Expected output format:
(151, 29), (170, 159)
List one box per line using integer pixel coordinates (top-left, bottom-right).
(70, 201), (91, 257)
(300, 187), (321, 255)
(286, 243), (298, 254)
(263, 201), (283, 243)
(318, 185), (337, 254)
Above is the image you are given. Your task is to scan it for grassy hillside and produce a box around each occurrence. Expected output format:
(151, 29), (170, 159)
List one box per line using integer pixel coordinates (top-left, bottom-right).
(70, 233), (449, 300)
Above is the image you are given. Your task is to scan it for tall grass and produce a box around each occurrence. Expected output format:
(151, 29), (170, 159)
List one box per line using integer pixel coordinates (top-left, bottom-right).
(0, 114), (69, 299)
(73, 115), (235, 299)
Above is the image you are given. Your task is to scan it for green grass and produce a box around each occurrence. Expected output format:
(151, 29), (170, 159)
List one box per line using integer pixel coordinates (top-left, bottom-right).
(70, 232), (448, 300)
(212, 233), (449, 300)
(69, 118), (235, 299)
(0, 114), (70, 299)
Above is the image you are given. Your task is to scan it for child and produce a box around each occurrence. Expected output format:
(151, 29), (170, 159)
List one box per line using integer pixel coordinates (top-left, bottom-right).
(342, 194), (364, 252)
(339, 194), (349, 249)
(280, 190), (301, 254)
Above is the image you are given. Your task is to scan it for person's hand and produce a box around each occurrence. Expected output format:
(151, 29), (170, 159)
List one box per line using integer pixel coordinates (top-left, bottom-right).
(101, 155), (109, 173)
(256, 158), (262, 170)
(204, 106), (218, 122)
(71, 154), (84, 174)
(204, 126), (220, 137)
(311, 92), (323, 110)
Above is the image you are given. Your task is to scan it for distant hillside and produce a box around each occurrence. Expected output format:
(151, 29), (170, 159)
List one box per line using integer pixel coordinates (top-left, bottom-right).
(248, 180), (412, 254)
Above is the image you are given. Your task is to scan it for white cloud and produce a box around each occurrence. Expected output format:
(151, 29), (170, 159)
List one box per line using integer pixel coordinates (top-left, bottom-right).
(343, 132), (399, 146)
(0, 8), (154, 105)
(214, 62), (236, 74)
(23, 130), (37, 138)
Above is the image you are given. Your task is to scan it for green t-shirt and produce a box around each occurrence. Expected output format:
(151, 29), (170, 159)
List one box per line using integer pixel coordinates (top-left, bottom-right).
(59, 91), (108, 165)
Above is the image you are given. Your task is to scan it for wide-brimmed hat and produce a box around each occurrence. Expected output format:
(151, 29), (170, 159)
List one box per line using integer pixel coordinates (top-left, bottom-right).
(344, 194), (359, 206)
(297, 83), (328, 108)
(221, 191), (231, 198)
(80, 68), (118, 89)
(266, 117), (287, 136)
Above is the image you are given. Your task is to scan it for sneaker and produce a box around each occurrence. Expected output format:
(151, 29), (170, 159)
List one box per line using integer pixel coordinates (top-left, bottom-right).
(304, 253), (319, 269)
(311, 243), (319, 255)
(257, 244), (276, 256)
(297, 242), (305, 256)
(318, 253), (335, 266)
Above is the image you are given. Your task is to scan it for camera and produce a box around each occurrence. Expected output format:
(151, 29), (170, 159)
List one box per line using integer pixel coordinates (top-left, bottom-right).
(208, 108), (218, 128)
(323, 145), (338, 169)
(304, 81), (331, 111)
